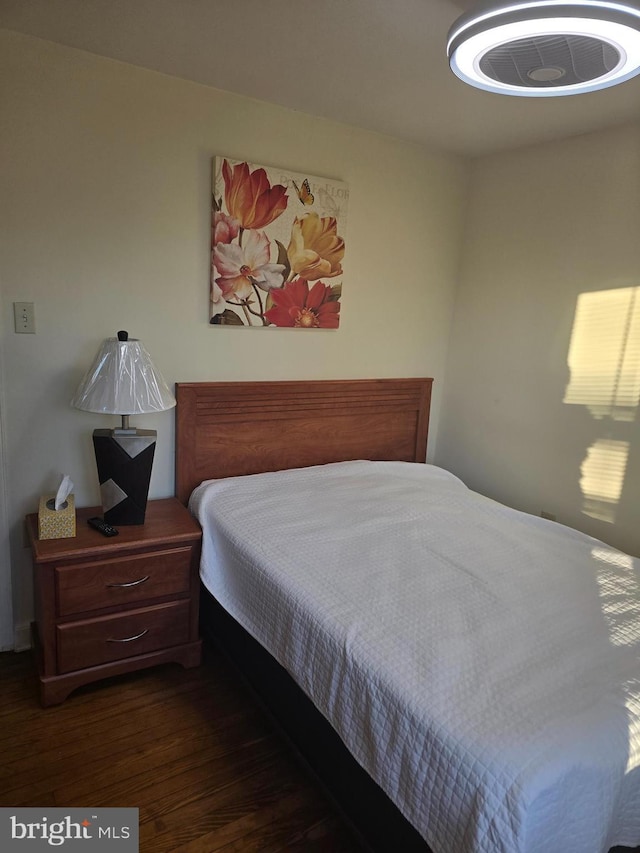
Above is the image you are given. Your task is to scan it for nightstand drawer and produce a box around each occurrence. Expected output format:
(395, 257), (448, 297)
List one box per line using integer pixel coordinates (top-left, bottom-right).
(56, 600), (190, 673)
(56, 547), (192, 616)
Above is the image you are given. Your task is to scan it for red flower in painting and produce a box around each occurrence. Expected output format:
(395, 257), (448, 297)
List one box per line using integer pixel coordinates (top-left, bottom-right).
(222, 160), (288, 230)
(264, 278), (340, 329)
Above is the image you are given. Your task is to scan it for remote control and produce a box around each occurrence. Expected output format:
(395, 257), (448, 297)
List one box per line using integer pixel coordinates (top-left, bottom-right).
(87, 516), (119, 537)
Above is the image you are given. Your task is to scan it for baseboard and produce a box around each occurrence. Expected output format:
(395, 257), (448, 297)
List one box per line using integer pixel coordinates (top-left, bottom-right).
(13, 622), (32, 652)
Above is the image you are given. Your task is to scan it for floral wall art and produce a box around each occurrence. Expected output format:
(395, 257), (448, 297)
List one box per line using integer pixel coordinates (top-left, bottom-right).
(210, 157), (348, 328)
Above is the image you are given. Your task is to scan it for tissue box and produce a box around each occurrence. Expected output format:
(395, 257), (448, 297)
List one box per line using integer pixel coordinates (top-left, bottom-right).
(38, 494), (76, 540)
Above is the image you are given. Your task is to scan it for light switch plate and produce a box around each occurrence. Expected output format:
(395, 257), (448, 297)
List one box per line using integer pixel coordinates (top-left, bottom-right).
(14, 302), (35, 334)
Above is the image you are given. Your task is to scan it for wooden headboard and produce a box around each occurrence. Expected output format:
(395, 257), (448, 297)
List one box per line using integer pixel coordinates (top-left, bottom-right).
(175, 378), (433, 504)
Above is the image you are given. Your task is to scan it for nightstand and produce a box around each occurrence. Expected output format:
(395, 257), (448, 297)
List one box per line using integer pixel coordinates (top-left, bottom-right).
(27, 497), (202, 706)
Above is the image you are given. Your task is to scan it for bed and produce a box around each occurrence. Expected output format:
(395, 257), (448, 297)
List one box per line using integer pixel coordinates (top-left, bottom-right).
(175, 378), (640, 853)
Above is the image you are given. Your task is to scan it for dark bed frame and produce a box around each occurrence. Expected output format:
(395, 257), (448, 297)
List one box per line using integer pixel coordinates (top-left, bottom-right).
(200, 592), (429, 852)
(174, 378), (639, 853)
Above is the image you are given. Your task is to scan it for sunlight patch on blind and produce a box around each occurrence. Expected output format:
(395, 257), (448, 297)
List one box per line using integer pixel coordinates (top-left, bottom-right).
(580, 439), (629, 523)
(564, 287), (640, 421)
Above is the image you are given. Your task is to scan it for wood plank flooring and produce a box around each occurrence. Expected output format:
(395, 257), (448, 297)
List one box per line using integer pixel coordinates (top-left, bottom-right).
(5, 648), (639, 853)
(0, 646), (361, 852)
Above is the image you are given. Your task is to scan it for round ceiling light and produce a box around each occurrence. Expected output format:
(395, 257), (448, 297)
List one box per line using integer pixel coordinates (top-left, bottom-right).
(447, 1), (640, 96)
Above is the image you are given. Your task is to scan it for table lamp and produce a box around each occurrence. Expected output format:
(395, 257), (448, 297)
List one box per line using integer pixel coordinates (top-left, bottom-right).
(71, 330), (176, 525)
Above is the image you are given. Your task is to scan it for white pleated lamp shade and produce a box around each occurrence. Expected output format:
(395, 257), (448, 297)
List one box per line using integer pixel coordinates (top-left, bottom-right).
(71, 334), (175, 416)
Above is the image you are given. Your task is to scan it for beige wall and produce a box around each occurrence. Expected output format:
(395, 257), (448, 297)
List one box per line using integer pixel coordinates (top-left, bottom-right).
(436, 122), (640, 557)
(3, 32), (639, 649)
(0, 30), (468, 641)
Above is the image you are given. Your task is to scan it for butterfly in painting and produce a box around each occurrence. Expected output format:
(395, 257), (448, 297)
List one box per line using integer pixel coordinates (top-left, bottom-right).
(292, 178), (314, 206)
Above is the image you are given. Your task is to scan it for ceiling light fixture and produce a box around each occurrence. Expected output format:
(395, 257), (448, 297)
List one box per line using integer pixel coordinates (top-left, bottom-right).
(447, 0), (640, 96)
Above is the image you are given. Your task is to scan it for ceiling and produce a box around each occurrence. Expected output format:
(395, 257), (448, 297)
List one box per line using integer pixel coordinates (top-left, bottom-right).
(2, 0), (640, 157)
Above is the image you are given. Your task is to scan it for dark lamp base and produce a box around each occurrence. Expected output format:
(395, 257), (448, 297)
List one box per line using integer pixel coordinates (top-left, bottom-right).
(92, 428), (156, 525)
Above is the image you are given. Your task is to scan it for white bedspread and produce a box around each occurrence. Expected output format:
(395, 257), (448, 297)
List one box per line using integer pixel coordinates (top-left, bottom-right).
(190, 461), (640, 853)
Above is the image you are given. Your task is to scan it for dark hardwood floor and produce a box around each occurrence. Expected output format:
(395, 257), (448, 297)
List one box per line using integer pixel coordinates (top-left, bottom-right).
(0, 646), (361, 852)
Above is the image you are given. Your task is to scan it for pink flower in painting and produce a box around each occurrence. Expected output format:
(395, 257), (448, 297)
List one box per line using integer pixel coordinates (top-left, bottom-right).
(213, 210), (240, 245)
(210, 211), (239, 316)
(214, 229), (285, 300)
(264, 278), (340, 328)
(210, 277), (227, 318)
(222, 160), (288, 230)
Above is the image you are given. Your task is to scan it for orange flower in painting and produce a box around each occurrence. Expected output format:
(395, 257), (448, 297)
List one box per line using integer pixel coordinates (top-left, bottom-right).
(287, 213), (345, 281)
(265, 278), (340, 329)
(222, 160), (288, 230)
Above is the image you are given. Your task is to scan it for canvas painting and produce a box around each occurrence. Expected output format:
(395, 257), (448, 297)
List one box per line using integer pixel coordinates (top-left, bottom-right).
(210, 156), (348, 328)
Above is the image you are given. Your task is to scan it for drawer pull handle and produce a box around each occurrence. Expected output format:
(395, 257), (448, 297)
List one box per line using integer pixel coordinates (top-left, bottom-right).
(106, 575), (150, 589)
(106, 629), (148, 644)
